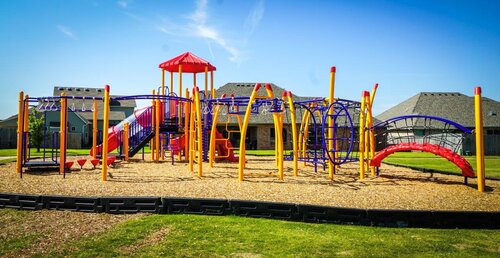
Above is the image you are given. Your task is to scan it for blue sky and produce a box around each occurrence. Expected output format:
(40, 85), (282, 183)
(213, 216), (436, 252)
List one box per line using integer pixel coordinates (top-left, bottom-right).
(0, 0), (499, 119)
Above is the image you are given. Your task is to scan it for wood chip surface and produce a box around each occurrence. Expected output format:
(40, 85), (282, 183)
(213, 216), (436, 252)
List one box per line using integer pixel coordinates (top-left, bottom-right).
(1, 155), (499, 211)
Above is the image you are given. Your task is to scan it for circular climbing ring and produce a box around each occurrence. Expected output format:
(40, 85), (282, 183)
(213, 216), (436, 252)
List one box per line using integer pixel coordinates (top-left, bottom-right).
(321, 101), (355, 165)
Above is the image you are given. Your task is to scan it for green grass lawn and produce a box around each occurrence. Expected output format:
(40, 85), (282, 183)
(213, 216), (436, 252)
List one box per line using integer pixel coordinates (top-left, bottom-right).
(384, 152), (500, 179)
(236, 149), (292, 156)
(1, 209), (499, 257)
(0, 146), (155, 157)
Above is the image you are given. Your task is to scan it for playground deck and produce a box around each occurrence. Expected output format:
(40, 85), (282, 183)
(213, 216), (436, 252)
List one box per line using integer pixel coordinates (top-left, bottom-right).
(1, 156), (499, 211)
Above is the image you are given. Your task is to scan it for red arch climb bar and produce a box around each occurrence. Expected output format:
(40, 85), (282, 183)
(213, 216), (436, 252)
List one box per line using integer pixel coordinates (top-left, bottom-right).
(370, 142), (475, 177)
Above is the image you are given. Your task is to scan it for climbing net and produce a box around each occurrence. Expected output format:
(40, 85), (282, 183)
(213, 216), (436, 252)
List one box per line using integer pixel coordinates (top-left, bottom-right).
(371, 115), (473, 154)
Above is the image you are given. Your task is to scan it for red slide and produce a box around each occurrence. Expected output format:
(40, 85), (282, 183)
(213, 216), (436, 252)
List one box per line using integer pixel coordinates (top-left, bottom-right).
(370, 142), (475, 177)
(90, 107), (151, 156)
(214, 130), (239, 162)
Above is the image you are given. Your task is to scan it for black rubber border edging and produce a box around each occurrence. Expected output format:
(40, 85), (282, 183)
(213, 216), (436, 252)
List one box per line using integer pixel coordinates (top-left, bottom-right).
(1, 192), (499, 229)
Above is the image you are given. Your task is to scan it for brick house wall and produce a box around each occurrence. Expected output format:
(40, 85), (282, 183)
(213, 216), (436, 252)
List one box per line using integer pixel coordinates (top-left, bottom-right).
(256, 124), (293, 150)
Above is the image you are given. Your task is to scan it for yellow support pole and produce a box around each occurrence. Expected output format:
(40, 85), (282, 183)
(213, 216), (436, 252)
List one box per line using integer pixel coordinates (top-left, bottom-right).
(278, 113), (284, 179)
(370, 83), (378, 110)
(188, 91), (195, 172)
(194, 88), (203, 176)
(124, 122), (129, 162)
(238, 83), (261, 181)
(184, 89), (190, 161)
(161, 69), (165, 96)
(364, 94), (374, 176)
(160, 70), (166, 160)
(16, 91), (24, 174)
(328, 67), (336, 179)
(23, 95), (29, 162)
(265, 84), (284, 180)
(359, 91), (368, 180)
(297, 104), (308, 162)
(59, 92), (67, 175)
(170, 72), (173, 95)
(368, 84), (378, 176)
(101, 85), (110, 181)
(210, 71), (214, 98)
(204, 65), (208, 95)
(155, 98), (161, 162)
(178, 66), (183, 123)
(92, 99), (98, 159)
(151, 89), (156, 161)
(474, 87), (485, 192)
(209, 94), (225, 168)
(302, 109), (312, 167)
(286, 91), (298, 176)
(178, 65), (183, 98)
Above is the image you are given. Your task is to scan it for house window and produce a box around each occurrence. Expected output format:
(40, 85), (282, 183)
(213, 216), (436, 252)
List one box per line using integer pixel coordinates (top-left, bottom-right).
(270, 128), (275, 144)
(71, 126), (76, 132)
(269, 128), (287, 145)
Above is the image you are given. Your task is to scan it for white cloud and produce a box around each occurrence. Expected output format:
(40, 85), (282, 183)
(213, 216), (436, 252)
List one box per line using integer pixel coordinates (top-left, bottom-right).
(244, 0), (265, 37)
(125, 0), (265, 64)
(189, 0), (208, 24)
(56, 25), (78, 40)
(187, 0), (241, 63)
(117, 0), (132, 9)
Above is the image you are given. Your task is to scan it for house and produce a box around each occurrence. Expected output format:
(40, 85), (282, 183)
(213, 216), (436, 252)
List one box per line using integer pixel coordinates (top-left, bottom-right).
(214, 83), (364, 150)
(376, 92), (500, 155)
(0, 86), (136, 149)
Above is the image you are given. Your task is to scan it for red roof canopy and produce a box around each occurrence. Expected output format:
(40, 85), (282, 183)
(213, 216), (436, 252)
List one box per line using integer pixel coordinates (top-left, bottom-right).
(159, 52), (216, 73)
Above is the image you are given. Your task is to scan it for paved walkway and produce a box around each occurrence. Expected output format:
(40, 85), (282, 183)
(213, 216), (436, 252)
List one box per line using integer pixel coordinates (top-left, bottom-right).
(0, 156), (16, 161)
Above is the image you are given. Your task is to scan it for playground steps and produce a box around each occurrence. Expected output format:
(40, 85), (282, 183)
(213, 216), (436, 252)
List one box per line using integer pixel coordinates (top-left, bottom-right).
(128, 131), (154, 157)
(160, 117), (180, 133)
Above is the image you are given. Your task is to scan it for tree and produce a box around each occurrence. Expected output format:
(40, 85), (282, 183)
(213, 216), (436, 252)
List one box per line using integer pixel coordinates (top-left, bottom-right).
(28, 110), (44, 152)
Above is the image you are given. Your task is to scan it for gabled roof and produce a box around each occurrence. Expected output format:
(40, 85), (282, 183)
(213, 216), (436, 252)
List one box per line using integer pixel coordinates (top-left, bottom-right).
(49, 86), (135, 122)
(214, 83), (315, 125)
(53, 87), (136, 108)
(0, 108), (37, 128)
(78, 111), (126, 121)
(214, 83), (365, 126)
(376, 92), (500, 128)
(216, 83), (314, 101)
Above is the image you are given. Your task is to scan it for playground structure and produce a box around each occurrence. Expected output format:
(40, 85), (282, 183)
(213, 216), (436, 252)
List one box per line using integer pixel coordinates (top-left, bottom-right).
(15, 52), (486, 191)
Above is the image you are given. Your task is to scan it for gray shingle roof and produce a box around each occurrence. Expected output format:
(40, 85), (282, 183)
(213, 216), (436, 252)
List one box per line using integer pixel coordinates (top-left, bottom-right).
(376, 92), (500, 128)
(78, 111), (126, 121)
(53, 86), (136, 108)
(214, 83), (365, 126)
(214, 83), (316, 125)
(215, 83), (313, 102)
(32, 86), (137, 123)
